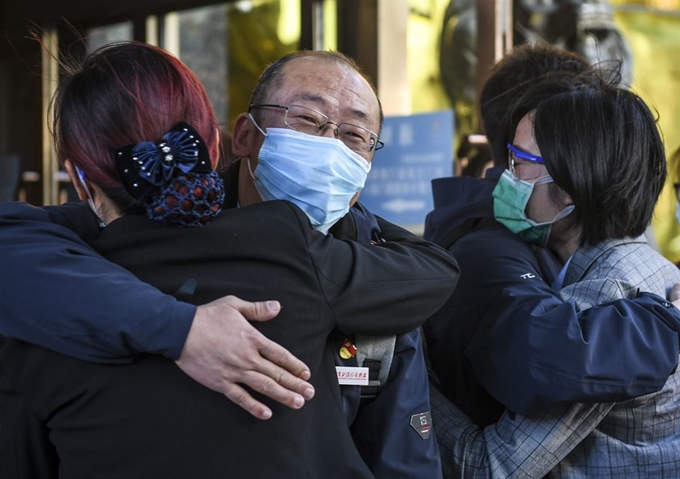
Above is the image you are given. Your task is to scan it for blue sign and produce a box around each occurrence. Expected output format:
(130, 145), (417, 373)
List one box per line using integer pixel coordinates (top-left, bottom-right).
(360, 110), (454, 231)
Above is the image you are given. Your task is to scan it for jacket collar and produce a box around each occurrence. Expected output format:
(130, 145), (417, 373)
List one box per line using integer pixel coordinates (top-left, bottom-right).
(564, 236), (648, 287)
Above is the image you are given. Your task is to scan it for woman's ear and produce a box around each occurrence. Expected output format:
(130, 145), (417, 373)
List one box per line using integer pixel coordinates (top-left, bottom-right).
(63, 160), (89, 202)
(231, 113), (256, 157)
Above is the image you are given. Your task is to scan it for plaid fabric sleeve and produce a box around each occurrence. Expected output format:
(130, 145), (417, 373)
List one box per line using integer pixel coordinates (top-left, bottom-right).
(559, 278), (629, 310)
(431, 383), (614, 478)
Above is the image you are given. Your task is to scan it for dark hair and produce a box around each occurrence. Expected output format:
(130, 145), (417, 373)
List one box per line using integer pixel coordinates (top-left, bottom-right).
(525, 83), (666, 246)
(457, 135), (493, 178)
(480, 43), (590, 166)
(53, 42), (220, 221)
(249, 50), (384, 132)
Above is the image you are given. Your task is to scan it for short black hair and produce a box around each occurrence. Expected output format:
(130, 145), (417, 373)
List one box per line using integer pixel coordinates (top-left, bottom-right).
(524, 81), (666, 246)
(248, 50), (384, 131)
(480, 43), (590, 166)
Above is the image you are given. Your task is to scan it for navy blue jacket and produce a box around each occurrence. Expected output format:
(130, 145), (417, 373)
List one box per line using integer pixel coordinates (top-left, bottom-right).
(331, 204), (442, 479)
(423, 171), (680, 422)
(0, 201), (195, 362)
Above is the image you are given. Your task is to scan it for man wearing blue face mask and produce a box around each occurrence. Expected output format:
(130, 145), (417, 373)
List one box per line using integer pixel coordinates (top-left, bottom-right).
(0, 50), (444, 479)
(244, 126), (372, 232)
(213, 50), (442, 479)
(0, 44), (458, 478)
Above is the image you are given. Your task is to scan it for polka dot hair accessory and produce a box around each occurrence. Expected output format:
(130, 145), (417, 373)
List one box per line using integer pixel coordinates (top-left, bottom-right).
(146, 170), (225, 227)
(115, 122), (212, 201)
(115, 121), (224, 227)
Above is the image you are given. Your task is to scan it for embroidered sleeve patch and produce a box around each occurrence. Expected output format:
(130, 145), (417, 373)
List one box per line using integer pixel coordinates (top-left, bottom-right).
(410, 411), (432, 440)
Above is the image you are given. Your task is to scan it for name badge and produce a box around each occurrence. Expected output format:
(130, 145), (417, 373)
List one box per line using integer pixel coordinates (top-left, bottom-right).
(336, 366), (369, 385)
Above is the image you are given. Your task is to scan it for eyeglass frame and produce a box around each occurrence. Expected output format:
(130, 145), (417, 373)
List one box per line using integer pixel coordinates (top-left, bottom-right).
(249, 103), (385, 153)
(507, 142), (545, 180)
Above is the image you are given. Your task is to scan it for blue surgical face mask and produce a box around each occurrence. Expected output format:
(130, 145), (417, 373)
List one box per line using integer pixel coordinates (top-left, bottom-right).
(493, 169), (574, 247)
(676, 202), (680, 225)
(247, 126), (371, 232)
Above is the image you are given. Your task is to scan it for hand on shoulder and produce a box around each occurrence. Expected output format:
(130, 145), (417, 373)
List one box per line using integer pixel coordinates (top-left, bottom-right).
(175, 295), (315, 419)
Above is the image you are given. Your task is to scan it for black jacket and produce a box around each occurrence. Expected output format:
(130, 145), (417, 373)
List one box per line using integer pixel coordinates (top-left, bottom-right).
(1, 200), (459, 479)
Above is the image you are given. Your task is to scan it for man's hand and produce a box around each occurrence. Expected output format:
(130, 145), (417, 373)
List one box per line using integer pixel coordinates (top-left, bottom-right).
(175, 295), (315, 420)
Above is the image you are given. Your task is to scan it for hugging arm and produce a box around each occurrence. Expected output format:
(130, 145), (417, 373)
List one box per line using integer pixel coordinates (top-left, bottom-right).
(302, 207), (461, 335)
(449, 226), (680, 414)
(0, 202), (195, 361)
(0, 202), (313, 419)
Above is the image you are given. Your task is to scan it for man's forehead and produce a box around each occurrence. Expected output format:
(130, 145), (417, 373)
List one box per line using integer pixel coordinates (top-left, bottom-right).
(272, 57), (379, 126)
(288, 92), (372, 123)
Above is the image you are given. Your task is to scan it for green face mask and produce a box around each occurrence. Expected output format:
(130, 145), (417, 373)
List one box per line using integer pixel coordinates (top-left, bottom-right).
(492, 169), (574, 247)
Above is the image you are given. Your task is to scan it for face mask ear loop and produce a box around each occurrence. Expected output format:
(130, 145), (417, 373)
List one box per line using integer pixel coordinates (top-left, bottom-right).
(246, 157), (256, 180)
(533, 174), (553, 186)
(552, 204), (575, 223)
(527, 204), (575, 229)
(76, 167), (106, 228)
(532, 174), (573, 223)
(248, 113), (267, 137)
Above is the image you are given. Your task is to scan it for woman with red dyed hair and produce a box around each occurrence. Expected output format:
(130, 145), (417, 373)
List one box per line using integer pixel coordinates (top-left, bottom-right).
(56, 41), (224, 227)
(0, 42), (458, 477)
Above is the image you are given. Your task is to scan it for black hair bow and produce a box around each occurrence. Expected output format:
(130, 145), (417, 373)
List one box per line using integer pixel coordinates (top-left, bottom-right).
(115, 122), (211, 201)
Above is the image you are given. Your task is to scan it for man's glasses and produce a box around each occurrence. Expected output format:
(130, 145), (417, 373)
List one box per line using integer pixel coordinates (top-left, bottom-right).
(249, 104), (384, 153)
(507, 143), (545, 181)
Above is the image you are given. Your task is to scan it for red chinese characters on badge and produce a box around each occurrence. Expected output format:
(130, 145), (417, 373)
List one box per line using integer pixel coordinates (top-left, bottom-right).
(337, 369), (368, 381)
(335, 366), (370, 385)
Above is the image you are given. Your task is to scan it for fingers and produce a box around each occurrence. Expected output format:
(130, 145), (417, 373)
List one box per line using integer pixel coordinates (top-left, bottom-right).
(238, 370), (310, 412)
(241, 335), (315, 406)
(179, 296), (314, 420)
(260, 337), (312, 382)
(220, 370), (314, 420)
(670, 283), (680, 303)
(221, 382), (273, 420)
(223, 295), (281, 322)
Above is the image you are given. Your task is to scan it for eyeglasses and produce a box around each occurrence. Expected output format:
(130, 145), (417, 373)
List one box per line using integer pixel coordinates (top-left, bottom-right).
(507, 142), (545, 181)
(249, 104), (384, 153)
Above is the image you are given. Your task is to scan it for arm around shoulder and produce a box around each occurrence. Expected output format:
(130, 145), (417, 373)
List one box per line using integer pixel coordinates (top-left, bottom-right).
(1, 202), (315, 417)
(0, 202), (195, 362)
(461, 230), (680, 413)
(303, 209), (460, 335)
